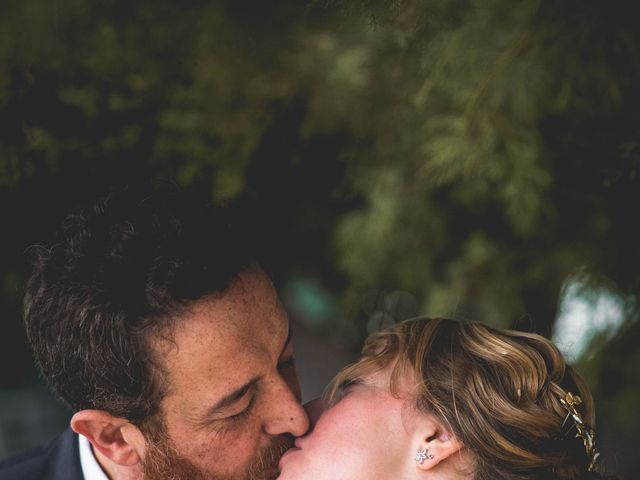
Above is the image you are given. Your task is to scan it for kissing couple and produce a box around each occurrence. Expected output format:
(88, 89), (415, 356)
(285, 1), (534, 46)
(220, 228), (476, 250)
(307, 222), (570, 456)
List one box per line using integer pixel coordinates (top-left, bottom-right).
(0, 187), (609, 480)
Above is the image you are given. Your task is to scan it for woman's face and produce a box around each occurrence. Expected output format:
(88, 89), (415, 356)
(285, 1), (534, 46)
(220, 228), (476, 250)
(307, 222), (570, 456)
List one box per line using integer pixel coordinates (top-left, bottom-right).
(277, 367), (413, 480)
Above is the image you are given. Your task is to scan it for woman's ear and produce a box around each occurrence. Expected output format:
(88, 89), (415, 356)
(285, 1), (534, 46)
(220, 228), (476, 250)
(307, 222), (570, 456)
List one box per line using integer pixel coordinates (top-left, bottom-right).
(71, 410), (146, 466)
(412, 415), (463, 472)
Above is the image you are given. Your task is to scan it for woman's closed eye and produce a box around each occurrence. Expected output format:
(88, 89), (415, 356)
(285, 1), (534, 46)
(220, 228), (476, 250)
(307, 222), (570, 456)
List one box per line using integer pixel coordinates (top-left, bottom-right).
(333, 378), (360, 402)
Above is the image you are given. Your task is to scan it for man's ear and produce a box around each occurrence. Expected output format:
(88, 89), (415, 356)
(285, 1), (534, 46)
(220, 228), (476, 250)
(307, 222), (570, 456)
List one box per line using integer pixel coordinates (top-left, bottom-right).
(412, 415), (463, 472)
(71, 410), (146, 466)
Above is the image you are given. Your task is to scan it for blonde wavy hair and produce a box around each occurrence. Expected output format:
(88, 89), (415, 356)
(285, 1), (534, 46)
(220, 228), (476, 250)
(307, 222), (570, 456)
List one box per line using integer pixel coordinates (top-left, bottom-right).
(327, 317), (612, 480)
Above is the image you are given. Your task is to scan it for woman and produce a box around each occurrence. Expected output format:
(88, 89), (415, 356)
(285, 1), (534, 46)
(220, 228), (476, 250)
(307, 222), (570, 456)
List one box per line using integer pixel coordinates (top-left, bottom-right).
(278, 317), (613, 480)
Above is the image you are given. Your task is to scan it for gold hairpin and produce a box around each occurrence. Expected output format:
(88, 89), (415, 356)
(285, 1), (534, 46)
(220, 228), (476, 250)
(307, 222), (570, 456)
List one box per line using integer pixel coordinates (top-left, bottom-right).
(559, 392), (600, 472)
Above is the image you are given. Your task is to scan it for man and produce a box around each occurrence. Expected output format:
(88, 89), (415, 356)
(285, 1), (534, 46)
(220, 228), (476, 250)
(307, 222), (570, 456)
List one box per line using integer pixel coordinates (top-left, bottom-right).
(0, 187), (309, 479)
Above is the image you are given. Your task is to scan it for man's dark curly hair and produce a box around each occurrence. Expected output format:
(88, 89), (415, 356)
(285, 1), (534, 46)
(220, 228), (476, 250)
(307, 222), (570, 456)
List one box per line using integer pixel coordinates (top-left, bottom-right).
(23, 186), (255, 425)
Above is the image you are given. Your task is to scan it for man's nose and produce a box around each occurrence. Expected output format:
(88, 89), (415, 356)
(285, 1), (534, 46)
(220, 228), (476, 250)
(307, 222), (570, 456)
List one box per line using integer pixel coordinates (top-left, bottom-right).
(263, 378), (310, 437)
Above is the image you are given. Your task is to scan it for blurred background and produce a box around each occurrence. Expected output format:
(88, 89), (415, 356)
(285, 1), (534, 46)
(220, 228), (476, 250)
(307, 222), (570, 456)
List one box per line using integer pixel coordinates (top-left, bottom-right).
(1, 0), (639, 477)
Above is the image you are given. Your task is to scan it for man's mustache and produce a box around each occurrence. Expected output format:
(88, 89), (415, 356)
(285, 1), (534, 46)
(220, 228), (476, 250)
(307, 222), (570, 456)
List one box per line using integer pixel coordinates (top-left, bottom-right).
(247, 434), (295, 480)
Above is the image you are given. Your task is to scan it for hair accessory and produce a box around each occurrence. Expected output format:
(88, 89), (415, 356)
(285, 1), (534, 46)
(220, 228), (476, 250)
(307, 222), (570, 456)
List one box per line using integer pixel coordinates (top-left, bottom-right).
(415, 447), (434, 464)
(559, 391), (600, 472)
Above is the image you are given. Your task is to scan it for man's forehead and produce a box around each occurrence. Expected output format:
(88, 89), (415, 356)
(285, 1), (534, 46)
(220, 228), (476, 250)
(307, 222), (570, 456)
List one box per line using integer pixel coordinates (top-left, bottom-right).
(210, 268), (281, 312)
(150, 269), (289, 399)
(158, 269), (283, 340)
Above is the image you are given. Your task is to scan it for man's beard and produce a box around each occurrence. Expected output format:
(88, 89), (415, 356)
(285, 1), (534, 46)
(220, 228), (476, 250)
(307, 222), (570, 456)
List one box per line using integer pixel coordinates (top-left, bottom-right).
(140, 417), (293, 480)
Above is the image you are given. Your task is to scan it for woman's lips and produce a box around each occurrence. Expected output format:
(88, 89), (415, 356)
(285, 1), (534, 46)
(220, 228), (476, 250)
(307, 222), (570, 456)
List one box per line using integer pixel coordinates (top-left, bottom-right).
(278, 446), (301, 470)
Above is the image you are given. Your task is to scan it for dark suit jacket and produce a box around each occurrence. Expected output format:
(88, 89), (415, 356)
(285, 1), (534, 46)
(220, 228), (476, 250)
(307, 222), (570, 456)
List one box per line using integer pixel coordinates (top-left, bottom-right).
(0, 428), (84, 480)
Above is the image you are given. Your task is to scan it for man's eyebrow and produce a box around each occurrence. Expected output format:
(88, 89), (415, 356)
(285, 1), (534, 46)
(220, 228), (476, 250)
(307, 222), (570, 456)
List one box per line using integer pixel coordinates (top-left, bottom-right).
(208, 377), (260, 416)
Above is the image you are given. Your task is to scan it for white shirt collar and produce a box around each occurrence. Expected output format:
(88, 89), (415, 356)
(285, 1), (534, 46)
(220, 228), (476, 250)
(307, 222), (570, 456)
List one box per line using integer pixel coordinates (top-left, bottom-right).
(78, 434), (110, 480)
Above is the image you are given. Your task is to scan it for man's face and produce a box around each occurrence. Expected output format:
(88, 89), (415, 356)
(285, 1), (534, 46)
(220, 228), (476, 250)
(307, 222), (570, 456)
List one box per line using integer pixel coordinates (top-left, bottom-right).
(142, 268), (309, 480)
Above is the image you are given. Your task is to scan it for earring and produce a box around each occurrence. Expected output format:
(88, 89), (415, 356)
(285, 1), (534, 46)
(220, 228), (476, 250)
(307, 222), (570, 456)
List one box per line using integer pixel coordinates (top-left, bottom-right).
(415, 447), (434, 464)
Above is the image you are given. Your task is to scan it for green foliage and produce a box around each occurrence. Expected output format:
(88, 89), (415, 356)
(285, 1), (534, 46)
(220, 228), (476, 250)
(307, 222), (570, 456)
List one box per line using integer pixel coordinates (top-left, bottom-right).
(1, 0), (638, 326)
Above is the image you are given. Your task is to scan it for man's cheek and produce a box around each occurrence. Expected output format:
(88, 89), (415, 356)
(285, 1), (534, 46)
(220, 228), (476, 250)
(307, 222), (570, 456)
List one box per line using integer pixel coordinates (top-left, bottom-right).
(185, 427), (260, 469)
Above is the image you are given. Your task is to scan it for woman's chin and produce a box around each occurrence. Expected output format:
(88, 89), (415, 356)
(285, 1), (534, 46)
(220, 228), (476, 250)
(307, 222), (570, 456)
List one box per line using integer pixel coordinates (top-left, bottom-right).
(277, 446), (302, 479)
